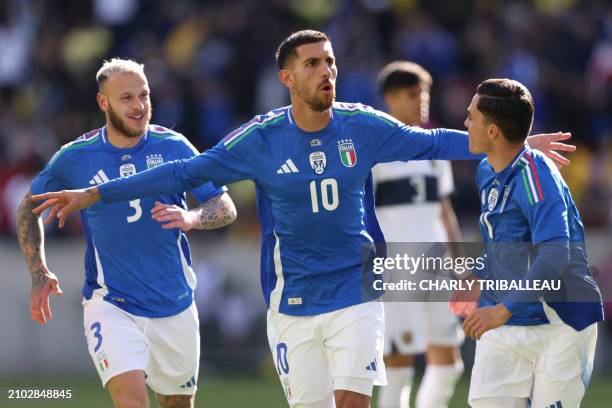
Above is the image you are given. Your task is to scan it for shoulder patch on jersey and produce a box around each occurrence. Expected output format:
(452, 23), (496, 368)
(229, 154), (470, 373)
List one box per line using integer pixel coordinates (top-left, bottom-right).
(74, 129), (101, 143)
(223, 108), (287, 150)
(49, 129), (101, 165)
(517, 152), (545, 205)
(333, 102), (398, 127)
(148, 124), (181, 139)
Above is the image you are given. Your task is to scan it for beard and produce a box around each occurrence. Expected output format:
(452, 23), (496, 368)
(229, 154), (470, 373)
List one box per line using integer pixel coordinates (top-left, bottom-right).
(295, 81), (335, 112)
(107, 102), (152, 138)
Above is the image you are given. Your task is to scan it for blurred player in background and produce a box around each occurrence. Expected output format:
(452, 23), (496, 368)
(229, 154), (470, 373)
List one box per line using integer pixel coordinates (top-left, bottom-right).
(453, 78), (603, 407)
(16, 59), (237, 408)
(30, 32), (575, 408)
(374, 62), (464, 408)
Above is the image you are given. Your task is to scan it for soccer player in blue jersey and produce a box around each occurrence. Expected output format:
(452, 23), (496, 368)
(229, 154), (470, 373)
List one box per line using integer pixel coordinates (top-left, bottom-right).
(31, 32), (575, 408)
(16, 59), (237, 408)
(450, 78), (603, 407)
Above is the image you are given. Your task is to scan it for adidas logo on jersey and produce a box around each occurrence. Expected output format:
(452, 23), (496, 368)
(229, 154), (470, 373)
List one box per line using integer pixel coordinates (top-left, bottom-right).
(276, 159), (299, 174)
(89, 169), (110, 185)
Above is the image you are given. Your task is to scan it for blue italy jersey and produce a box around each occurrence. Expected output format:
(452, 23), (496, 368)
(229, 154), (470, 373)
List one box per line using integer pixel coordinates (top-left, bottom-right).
(475, 146), (603, 330)
(99, 103), (479, 316)
(31, 125), (225, 317)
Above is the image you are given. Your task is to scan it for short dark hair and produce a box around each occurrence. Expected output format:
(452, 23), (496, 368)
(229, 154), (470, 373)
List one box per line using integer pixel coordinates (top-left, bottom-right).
(275, 30), (330, 69)
(476, 78), (534, 144)
(378, 61), (432, 95)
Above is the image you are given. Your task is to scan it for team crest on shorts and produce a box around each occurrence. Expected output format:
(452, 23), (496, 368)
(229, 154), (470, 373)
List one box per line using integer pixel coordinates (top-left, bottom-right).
(96, 350), (110, 372)
(309, 151), (327, 175)
(119, 163), (136, 177)
(338, 139), (357, 167)
(487, 188), (499, 211)
(146, 154), (164, 169)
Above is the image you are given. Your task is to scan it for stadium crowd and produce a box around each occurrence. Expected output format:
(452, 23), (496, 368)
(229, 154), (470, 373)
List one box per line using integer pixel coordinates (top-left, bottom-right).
(0, 0), (610, 233)
(0, 0), (610, 376)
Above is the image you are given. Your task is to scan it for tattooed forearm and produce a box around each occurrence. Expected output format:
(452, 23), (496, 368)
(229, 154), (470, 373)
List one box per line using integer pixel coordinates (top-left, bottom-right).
(16, 191), (48, 289)
(191, 192), (237, 230)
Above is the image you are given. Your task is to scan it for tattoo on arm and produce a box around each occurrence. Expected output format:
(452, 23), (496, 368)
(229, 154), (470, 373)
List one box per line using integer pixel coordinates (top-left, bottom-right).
(16, 191), (48, 289)
(192, 192), (237, 230)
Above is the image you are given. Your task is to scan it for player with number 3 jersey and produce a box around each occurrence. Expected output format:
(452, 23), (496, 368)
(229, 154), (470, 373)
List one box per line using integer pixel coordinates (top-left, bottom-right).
(30, 32), (577, 408)
(17, 59), (236, 408)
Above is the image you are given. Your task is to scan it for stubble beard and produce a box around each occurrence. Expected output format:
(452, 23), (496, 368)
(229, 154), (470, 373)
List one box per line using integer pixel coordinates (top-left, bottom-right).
(296, 82), (334, 112)
(107, 103), (151, 138)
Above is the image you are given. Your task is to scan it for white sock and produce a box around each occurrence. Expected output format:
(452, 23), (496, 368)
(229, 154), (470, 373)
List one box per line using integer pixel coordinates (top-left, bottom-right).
(377, 366), (414, 408)
(415, 362), (464, 408)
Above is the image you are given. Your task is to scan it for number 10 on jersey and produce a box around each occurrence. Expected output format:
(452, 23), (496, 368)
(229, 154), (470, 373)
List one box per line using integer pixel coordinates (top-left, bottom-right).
(309, 178), (339, 213)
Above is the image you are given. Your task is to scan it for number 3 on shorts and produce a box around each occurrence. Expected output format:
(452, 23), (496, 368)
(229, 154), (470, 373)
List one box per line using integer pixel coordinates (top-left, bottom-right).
(276, 343), (289, 375)
(90, 321), (103, 352)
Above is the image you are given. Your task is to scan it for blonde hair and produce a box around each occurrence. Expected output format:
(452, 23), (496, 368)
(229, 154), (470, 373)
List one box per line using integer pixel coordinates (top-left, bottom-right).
(96, 58), (146, 90)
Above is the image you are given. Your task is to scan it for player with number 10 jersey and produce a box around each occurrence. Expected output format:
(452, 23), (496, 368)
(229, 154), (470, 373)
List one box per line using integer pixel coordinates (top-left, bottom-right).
(98, 102), (479, 316)
(30, 32), (577, 408)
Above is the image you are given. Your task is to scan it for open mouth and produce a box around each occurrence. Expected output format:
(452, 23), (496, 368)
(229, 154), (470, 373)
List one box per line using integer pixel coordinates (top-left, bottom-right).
(320, 83), (333, 92)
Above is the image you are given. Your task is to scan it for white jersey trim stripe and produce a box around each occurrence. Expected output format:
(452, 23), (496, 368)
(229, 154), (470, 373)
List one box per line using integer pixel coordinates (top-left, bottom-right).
(269, 231), (285, 312)
(177, 234), (197, 291)
(520, 157), (539, 203)
(480, 212), (494, 239)
(92, 244), (109, 300)
(510, 150), (526, 168)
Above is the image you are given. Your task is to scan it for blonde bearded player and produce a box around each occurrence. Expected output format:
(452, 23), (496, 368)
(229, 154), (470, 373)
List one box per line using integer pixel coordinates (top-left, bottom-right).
(30, 32), (577, 408)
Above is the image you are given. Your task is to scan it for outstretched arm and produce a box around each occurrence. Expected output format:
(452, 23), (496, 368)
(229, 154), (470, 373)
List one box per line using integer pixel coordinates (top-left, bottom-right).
(16, 190), (63, 325)
(526, 132), (575, 167)
(31, 141), (253, 227)
(376, 122), (575, 167)
(151, 192), (237, 231)
(31, 187), (100, 228)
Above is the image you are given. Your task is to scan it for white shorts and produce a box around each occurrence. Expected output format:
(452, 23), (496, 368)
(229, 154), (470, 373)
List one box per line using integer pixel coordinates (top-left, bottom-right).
(83, 299), (200, 396)
(267, 301), (386, 406)
(384, 301), (464, 355)
(469, 303), (597, 407)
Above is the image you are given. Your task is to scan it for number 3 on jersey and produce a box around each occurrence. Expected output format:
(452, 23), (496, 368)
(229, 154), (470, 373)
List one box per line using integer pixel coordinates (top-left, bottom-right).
(309, 178), (339, 213)
(127, 199), (142, 223)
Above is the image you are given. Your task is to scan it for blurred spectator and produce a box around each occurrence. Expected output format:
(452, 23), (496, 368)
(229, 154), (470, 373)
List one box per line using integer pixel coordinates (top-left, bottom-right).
(2, 0), (609, 238)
